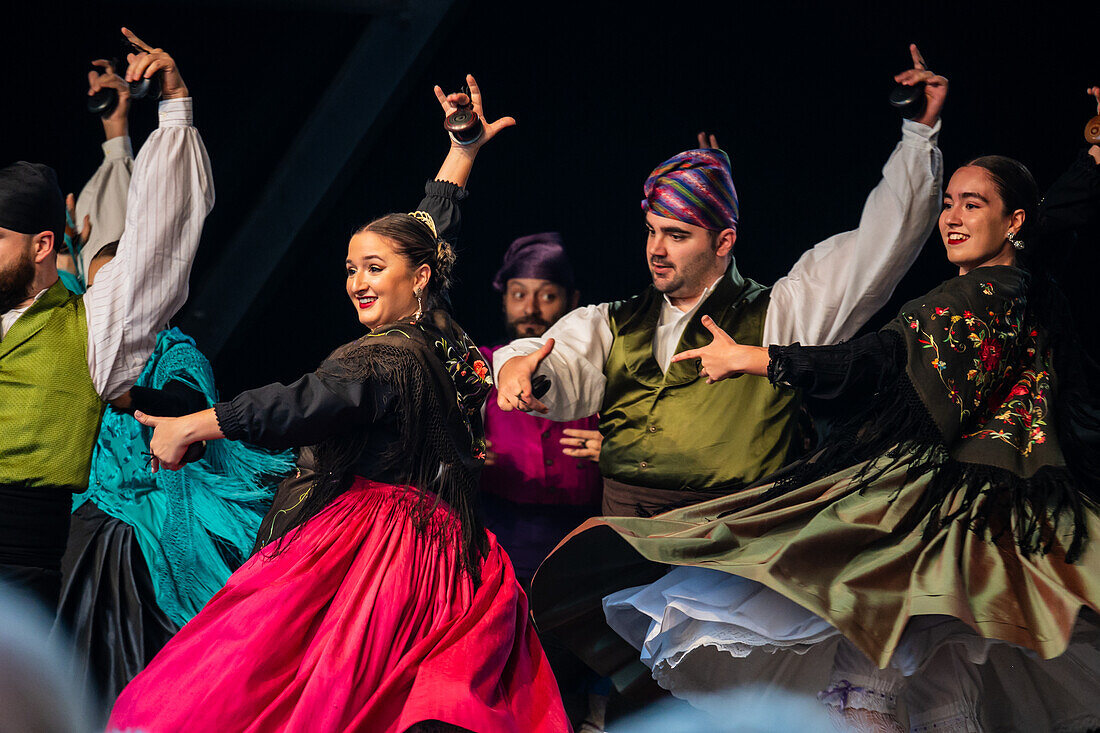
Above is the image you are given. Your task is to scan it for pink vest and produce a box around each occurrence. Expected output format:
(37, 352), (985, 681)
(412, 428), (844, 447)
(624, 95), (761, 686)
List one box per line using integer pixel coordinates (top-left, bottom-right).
(480, 346), (602, 506)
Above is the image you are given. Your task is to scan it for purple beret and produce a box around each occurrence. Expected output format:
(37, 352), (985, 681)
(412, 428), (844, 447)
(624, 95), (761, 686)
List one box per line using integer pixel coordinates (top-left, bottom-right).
(492, 232), (576, 292)
(641, 148), (739, 231)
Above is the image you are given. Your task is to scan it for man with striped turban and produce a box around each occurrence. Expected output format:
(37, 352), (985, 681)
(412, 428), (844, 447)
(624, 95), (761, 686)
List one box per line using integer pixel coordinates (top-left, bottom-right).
(494, 47), (947, 525)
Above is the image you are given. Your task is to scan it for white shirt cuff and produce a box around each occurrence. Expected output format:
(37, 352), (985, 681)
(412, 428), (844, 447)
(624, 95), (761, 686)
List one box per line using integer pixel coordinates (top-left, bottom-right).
(157, 97), (193, 127)
(101, 135), (133, 160)
(902, 116), (941, 145)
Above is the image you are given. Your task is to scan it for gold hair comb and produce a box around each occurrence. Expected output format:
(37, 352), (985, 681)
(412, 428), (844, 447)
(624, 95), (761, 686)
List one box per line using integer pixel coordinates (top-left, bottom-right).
(407, 210), (438, 239)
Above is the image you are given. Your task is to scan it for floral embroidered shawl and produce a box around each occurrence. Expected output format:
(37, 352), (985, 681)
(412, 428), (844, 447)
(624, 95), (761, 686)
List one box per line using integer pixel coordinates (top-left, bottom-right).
(884, 265), (1066, 479)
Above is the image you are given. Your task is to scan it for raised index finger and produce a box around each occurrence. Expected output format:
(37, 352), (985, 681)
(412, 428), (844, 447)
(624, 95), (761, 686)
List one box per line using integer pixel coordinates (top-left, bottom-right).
(122, 27), (155, 53)
(909, 43), (927, 71)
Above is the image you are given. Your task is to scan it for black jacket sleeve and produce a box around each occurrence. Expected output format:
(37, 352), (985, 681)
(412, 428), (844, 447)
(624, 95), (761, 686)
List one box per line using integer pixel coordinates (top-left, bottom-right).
(1039, 151), (1100, 238)
(416, 179), (469, 244)
(213, 371), (396, 450)
(766, 330), (906, 401)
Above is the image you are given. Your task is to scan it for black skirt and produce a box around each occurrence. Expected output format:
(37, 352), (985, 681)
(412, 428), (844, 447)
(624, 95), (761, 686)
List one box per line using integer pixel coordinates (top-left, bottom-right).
(52, 501), (178, 714)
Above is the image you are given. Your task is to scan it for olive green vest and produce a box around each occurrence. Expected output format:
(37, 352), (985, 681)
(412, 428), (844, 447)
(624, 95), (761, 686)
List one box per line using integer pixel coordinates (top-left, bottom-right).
(0, 280), (104, 491)
(599, 265), (800, 492)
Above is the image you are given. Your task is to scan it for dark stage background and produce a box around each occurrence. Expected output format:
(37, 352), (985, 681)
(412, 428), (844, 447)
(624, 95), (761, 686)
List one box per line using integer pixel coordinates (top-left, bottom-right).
(4, 1), (1095, 396)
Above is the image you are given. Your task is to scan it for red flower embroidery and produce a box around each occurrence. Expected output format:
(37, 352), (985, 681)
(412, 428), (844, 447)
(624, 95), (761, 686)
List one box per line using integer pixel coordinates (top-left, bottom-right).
(472, 360), (489, 380)
(1014, 406), (1033, 427)
(934, 307), (949, 316)
(979, 338), (1002, 371)
(1008, 383), (1029, 398)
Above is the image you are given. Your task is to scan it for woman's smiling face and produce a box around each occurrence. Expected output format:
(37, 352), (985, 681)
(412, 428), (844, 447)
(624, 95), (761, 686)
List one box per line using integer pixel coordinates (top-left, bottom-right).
(939, 165), (1023, 275)
(345, 230), (422, 329)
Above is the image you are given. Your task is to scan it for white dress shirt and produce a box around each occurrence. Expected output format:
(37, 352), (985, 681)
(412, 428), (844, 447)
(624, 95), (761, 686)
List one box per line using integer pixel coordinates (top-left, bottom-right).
(0, 98), (214, 401)
(493, 118), (943, 422)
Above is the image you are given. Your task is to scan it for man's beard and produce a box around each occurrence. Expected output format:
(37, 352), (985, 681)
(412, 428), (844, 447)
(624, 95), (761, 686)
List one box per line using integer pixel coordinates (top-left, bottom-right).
(0, 248), (36, 315)
(506, 315), (552, 339)
(649, 262), (684, 294)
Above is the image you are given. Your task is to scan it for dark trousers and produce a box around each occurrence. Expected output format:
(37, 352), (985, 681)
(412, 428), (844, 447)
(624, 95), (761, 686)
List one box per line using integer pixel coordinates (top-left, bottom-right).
(0, 562), (62, 610)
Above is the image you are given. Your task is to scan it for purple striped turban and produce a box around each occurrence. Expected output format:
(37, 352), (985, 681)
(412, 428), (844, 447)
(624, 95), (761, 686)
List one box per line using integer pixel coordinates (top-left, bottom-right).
(641, 149), (739, 232)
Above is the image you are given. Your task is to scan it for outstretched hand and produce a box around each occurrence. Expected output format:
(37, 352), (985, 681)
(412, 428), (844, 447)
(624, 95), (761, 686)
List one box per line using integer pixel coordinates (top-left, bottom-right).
(134, 410), (193, 472)
(671, 315), (769, 384)
(893, 43), (947, 129)
(122, 27), (189, 100)
(496, 339), (555, 413)
(434, 73), (516, 152)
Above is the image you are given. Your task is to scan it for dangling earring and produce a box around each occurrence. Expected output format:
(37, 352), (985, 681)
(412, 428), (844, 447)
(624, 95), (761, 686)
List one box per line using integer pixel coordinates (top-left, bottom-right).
(1007, 230), (1025, 250)
(412, 288), (423, 322)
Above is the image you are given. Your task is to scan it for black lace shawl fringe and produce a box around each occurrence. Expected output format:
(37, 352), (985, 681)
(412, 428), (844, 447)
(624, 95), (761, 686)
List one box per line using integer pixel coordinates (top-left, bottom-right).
(268, 343), (488, 585)
(765, 371), (1095, 564)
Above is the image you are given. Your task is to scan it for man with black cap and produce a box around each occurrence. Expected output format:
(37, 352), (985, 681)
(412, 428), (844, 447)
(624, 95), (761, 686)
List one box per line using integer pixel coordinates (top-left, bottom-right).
(480, 232), (603, 587)
(0, 29), (214, 607)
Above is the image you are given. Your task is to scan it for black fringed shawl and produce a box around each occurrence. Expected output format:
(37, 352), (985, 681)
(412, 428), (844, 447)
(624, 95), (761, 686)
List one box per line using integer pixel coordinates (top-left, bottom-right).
(268, 309), (493, 582)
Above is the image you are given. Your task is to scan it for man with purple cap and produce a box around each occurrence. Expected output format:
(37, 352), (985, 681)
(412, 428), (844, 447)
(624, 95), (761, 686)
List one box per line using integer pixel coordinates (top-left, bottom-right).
(0, 30), (213, 608)
(481, 232), (610, 728)
(494, 47), (948, 520)
(480, 232), (602, 586)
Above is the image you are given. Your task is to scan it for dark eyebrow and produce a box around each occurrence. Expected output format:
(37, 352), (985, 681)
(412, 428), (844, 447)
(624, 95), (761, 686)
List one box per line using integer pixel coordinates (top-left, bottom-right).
(347, 254), (386, 265)
(659, 225), (694, 235)
(957, 192), (990, 203)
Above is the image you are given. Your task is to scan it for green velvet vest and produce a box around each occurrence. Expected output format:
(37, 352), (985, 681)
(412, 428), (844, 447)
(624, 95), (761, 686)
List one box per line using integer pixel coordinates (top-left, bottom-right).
(0, 280), (104, 491)
(599, 265), (800, 492)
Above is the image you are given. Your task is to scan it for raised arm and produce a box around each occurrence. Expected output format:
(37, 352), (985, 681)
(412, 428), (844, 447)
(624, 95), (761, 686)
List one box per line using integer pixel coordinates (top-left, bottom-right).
(763, 44), (946, 347)
(76, 58), (134, 278)
(1038, 87), (1100, 242)
(414, 74), (515, 244)
(84, 28), (215, 401)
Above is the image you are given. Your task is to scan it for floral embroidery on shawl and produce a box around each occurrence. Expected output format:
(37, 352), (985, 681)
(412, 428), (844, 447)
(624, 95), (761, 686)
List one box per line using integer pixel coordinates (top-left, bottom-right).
(897, 271), (1054, 458)
(433, 333), (492, 460)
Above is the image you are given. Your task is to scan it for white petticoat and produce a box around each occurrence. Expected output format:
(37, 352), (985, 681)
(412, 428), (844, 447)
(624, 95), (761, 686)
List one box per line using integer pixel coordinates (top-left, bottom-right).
(604, 566), (1100, 732)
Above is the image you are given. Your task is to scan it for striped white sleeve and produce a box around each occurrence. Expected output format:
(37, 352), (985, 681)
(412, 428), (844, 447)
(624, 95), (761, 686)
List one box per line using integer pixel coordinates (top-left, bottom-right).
(84, 97), (215, 400)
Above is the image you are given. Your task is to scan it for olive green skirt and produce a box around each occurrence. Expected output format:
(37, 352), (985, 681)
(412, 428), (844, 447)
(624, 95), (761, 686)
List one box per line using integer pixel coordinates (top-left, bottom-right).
(530, 450), (1100, 691)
